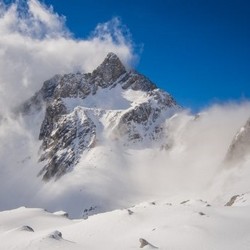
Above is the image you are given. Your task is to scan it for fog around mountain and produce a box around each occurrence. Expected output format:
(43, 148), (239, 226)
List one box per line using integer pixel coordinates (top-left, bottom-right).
(0, 1), (250, 249)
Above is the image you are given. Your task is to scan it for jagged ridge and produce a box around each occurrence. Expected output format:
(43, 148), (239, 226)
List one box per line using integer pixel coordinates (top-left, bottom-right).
(21, 52), (179, 180)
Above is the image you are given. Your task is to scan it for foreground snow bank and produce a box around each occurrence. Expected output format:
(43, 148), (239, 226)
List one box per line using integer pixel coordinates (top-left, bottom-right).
(1, 196), (250, 250)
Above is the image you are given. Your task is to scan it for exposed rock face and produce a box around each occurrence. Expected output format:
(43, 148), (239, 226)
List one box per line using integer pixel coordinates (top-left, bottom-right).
(39, 108), (96, 180)
(139, 238), (158, 248)
(225, 195), (240, 206)
(21, 52), (179, 180)
(225, 118), (250, 165)
(19, 225), (34, 232)
(116, 89), (176, 143)
(91, 52), (126, 86)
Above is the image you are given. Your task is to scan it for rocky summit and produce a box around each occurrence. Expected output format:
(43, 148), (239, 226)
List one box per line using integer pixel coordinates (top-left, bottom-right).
(21, 52), (179, 181)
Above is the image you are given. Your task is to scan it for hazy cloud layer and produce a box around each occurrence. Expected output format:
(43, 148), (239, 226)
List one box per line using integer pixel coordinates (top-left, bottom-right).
(0, 101), (250, 217)
(0, 0), (135, 113)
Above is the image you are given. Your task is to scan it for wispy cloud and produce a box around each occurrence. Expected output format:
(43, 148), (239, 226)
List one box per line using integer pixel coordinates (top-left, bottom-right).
(0, 0), (135, 113)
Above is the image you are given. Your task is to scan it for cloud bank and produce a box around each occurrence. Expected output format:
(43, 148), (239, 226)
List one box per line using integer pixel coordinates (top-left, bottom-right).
(32, 102), (250, 217)
(0, 0), (135, 113)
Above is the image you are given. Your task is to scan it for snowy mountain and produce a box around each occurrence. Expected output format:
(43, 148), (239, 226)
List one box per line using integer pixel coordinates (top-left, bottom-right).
(1, 53), (250, 249)
(21, 52), (179, 180)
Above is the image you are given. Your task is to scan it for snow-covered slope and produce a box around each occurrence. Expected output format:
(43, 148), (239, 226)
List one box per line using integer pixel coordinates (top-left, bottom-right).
(1, 195), (250, 250)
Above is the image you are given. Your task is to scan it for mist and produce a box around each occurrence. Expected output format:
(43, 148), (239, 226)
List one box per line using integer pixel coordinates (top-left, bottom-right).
(0, 0), (135, 114)
(0, 0), (135, 215)
(1, 99), (250, 217)
(51, 102), (250, 214)
(129, 102), (250, 200)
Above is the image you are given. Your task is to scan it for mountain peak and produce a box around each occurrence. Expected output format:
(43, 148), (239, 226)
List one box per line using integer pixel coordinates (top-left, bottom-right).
(21, 52), (179, 180)
(105, 52), (120, 61)
(91, 52), (126, 84)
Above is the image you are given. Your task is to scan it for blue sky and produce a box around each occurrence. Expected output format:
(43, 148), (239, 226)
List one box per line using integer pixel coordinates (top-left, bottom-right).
(4, 0), (250, 110)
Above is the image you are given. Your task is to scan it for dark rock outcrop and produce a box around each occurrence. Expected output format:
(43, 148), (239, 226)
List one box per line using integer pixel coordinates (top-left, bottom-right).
(139, 238), (158, 248)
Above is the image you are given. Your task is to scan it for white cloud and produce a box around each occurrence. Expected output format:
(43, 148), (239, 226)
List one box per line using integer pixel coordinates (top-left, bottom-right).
(0, 0), (136, 216)
(28, 0), (65, 34)
(0, 0), (135, 114)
